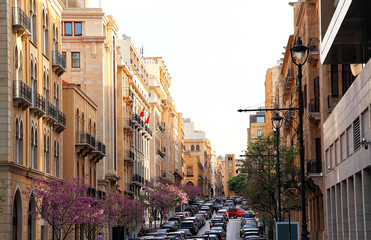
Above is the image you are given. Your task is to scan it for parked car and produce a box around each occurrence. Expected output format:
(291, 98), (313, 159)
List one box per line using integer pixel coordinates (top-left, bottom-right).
(198, 210), (211, 220)
(163, 221), (179, 231)
(168, 216), (184, 224)
(217, 209), (229, 221)
(166, 231), (186, 239)
(210, 218), (226, 229)
(195, 213), (206, 226)
(184, 216), (202, 229)
(180, 220), (198, 235)
(178, 228), (192, 238)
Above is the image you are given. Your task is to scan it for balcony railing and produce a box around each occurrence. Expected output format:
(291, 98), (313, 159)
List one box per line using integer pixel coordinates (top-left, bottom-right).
(52, 51), (66, 76)
(76, 132), (94, 146)
(12, 7), (31, 34)
(54, 109), (66, 133)
(30, 92), (46, 117)
(157, 149), (165, 158)
(308, 99), (320, 124)
(13, 80), (32, 110)
(306, 159), (322, 175)
(157, 124), (164, 133)
(96, 141), (106, 155)
(124, 150), (134, 163)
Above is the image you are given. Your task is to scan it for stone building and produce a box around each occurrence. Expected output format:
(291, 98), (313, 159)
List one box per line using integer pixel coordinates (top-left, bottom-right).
(0, 0), (66, 239)
(247, 111), (266, 149)
(223, 154), (236, 198)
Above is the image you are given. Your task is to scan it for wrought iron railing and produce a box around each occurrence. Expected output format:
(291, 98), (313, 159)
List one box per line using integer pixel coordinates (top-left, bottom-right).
(12, 7), (31, 32)
(306, 159), (322, 174)
(13, 80), (32, 103)
(33, 92), (46, 111)
(76, 131), (93, 145)
(57, 109), (66, 126)
(52, 50), (66, 69)
(46, 102), (58, 120)
(308, 99), (320, 113)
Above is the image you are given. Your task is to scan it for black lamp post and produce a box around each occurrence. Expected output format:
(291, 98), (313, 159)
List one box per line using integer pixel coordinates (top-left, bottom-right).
(272, 113), (283, 222)
(290, 36), (310, 240)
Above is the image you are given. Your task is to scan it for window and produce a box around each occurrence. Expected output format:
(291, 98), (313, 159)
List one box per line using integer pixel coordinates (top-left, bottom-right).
(74, 22), (82, 36)
(29, 0), (37, 44)
(342, 64), (355, 95)
(353, 117), (361, 151)
(54, 141), (59, 177)
(187, 165), (193, 176)
(256, 116), (265, 123)
(15, 119), (20, 164)
(191, 145), (194, 151)
(44, 133), (50, 173)
(257, 130), (262, 138)
(196, 145), (200, 151)
(331, 65), (339, 97)
(62, 52), (66, 66)
(71, 52), (80, 68)
(64, 22), (72, 36)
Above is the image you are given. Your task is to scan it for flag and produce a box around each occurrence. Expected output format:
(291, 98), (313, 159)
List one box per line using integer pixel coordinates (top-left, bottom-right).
(145, 114), (150, 124)
(140, 107), (145, 117)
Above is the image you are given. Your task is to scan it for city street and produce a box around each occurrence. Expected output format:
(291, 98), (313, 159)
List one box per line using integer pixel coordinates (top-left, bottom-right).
(195, 214), (242, 239)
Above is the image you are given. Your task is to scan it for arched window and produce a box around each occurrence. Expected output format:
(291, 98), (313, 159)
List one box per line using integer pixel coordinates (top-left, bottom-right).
(30, 59), (34, 105)
(54, 140), (59, 177)
(27, 195), (36, 240)
(45, 13), (49, 55)
(81, 112), (84, 132)
(191, 145), (194, 151)
(42, 9), (45, 54)
(43, 72), (46, 100)
(12, 190), (22, 240)
(19, 121), (23, 164)
(14, 46), (19, 80)
(15, 119), (19, 163)
(196, 145), (200, 151)
(29, 0), (37, 43)
(33, 62), (37, 102)
(76, 108), (79, 133)
(31, 127), (35, 168)
(34, 129), (38, 169)
(43, 133), (50, 173)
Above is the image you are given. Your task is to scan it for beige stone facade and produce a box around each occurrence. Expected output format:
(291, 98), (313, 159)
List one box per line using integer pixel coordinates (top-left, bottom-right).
(247, 111), (266, 149)
(0, 0), (66, 239)
(223, 154), (236, 198)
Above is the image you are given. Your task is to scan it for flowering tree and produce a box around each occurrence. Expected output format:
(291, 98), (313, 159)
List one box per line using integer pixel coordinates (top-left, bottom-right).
(105, 193), (144, 237)
(25, 176), (94, 240)
(79, 198), (107, 240)
(183, 184), (202, 200)
(142, 182), (187, 227)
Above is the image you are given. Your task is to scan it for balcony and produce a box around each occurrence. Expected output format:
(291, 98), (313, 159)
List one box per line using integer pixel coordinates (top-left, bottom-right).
(157, 149), (165, 159)
(306, 159), (323, 180)
(13, 80), (32, 110)
(144, 125), (152, 138)
(327, 95), (340, 113)
(124, 184), (135, 195)
(43, 101), (58, 124)
(54, 109), (66, 133)
(124, 150), (134, 164)
(97, 190), (106, 200)
(90, 140), (106, 163)
(52, 51), (66, 76)
(132, 174), (143, 186)
(123, 88), (133, 104)
(75, 131), (95, 157)
(87, 187), (96, 198)
(30, 93), (45, 118)
(308, 38), (319, 65)
(123, 118), (133, 133)
(308, 99), (320, 124)
(12, 7), (31, 35)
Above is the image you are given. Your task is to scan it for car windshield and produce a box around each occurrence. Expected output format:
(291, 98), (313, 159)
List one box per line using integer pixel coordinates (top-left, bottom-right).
(211, 227), (223, 231)
(164, 223), (174, 227)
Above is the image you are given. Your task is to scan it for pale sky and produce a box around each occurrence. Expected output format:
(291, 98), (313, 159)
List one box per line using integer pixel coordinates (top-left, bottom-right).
(91, 0), (294, 157)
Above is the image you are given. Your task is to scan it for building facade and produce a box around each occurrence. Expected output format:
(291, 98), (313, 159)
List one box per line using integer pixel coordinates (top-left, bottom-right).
(0, 0), (66, 239)
(223, 154), (236, 198)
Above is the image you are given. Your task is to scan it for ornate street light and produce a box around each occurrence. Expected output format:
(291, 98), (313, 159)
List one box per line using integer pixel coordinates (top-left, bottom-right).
(271, 113), (283, 222)
(290, 36), (310, 240)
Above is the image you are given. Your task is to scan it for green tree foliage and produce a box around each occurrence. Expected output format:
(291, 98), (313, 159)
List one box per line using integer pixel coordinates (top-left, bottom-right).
(241, 134), (300, 224)
(227, 173), (249, 195)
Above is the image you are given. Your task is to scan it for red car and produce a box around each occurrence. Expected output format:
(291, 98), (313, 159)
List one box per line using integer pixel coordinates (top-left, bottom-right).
(228, 208), (245, 218)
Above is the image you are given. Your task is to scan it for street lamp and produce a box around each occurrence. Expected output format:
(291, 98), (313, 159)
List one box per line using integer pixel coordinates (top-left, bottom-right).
(290, 36), (310, 240)
(271, 113), (283, 222)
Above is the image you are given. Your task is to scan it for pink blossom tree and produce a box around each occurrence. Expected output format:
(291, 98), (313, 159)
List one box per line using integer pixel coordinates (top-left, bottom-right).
(183, 184), (201, 200)
(25, 176), (94, 240)
(79, 198), (107, 240)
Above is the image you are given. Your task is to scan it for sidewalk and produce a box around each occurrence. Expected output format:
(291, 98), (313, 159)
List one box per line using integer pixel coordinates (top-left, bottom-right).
(128, 219), (164, 238)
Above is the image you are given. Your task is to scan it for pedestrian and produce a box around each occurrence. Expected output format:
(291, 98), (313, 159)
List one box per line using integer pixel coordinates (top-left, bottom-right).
(149, 216), (153, 229)
(164, 213), (168, 221)
(142, 215), (145, 224)
(96, 232), (103, 240)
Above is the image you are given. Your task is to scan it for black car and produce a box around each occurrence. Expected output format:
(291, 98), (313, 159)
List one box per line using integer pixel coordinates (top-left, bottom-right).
(180, 220), (198, 235)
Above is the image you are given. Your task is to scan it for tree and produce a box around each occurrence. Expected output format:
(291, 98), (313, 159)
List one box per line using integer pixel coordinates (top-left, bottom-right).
(79, 198), (108, 240)
(26, 176), (94, 240)
(241, 134), (300, 225)
(104, 193), (144, 238)
(183, 184), (202, 200)
(227, 173), (249, 195)
(142, 181), (187, 227)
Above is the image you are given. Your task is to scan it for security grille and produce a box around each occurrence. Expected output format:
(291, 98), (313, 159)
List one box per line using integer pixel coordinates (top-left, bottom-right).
(353, 117), (361, 151)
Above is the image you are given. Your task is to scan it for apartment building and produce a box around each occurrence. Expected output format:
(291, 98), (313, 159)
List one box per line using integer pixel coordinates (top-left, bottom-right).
(0, 0), (66, 239)
(183, 118), (212, 197)
(320, 0), (371, 239)
(247, 111), (266, 149)
(117, 38), (152, 198)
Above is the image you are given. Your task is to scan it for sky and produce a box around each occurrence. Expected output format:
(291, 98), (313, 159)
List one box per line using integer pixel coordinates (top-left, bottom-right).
(91, 0), (294, 158)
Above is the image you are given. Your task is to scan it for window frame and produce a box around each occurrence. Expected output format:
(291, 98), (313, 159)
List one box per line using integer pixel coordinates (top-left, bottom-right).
(71, 52), (80, 68)
(63, 22), (72, 36)
(74, 22), (82, 36)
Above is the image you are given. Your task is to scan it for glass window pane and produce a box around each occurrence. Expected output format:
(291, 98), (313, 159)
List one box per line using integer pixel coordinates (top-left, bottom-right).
(256, 116), (265, 123)
(64, 22), (72, 36)
(74, 22), (82, 36)
(71, 52), (80, 68)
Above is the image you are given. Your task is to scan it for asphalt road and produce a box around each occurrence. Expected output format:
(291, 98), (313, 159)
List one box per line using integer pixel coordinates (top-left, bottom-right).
(195, 214), (242, 240)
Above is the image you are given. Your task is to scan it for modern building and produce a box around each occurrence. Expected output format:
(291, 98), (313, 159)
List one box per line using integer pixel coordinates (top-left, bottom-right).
(247, 111), (266, 149)
(0, 0), (66, 239)
(320, 0), (371, 239)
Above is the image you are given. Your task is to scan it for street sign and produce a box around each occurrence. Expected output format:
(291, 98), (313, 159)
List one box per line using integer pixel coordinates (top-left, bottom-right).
(275, 222), (299, 240)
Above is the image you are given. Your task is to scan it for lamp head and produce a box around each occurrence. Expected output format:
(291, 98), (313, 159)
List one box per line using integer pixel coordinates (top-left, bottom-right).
(271, 113), (283, 130)
(291, 36), (309, 62)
